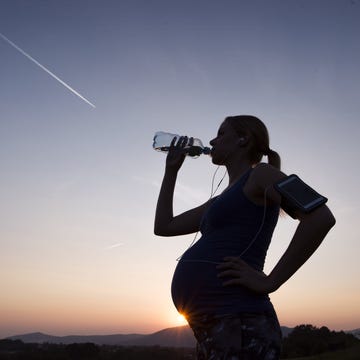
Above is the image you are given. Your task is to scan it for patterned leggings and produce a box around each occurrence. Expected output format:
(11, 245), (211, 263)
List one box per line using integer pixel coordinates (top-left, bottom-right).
(189, 311), (282, 360)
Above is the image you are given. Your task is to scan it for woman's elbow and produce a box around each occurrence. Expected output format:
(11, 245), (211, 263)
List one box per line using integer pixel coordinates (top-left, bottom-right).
(154, 228), (165, 236)
(154, 225), (163, 236)
(320, 205), (336, 229)
(326, 212), (336, 231)
(154, 225), (171, 237)
(298, 205), (336, 231)
(312, 205), (336, 231)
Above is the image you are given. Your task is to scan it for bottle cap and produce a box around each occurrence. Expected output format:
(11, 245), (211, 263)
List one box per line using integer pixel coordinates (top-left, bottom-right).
(203, 147), (211, 155)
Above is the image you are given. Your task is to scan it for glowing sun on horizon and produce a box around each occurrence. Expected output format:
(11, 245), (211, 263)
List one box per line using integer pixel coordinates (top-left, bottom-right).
(177, 313), (187, 325)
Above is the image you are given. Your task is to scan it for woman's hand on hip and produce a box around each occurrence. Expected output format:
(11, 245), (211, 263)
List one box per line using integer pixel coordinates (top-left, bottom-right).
(217, 257), (275, 294)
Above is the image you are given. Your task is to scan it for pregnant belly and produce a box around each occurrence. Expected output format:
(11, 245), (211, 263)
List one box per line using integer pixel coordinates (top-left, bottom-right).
(171, 237), (234, 316)
(171, 257), (219, 316)
(171, 236), (268, 318)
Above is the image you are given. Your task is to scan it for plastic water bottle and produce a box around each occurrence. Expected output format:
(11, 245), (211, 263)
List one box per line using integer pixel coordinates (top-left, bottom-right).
(153, 131), (211, 158)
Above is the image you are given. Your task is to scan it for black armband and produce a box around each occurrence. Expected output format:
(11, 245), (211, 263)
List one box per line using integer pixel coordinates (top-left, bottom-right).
(274, 174), (328, 219)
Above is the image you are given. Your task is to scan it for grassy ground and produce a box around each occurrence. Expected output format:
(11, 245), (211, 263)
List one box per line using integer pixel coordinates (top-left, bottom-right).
(286, 343), (360, 360)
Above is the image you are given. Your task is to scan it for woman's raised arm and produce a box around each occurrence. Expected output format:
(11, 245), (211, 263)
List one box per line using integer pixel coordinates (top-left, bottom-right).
(154, 136), (210, 237)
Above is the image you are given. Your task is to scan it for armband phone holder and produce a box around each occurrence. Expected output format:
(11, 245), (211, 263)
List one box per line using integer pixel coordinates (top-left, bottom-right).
(274, 174), (328, 219)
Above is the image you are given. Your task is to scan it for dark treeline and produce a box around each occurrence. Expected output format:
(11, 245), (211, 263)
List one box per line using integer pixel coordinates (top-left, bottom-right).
(0, 341), (195, 360)
(0, 325), (359, 359)
(281, 324), (359, 358)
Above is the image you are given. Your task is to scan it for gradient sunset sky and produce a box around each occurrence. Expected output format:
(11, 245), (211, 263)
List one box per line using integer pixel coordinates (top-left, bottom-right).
(1, 0), (359, 339)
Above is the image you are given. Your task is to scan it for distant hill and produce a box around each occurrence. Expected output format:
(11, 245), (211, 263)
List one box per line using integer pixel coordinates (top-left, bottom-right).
(7, 332), (148, 346)
(6, 325), (360, 347)
(7, 326), (195, 347)
(124, 325), (196, 347)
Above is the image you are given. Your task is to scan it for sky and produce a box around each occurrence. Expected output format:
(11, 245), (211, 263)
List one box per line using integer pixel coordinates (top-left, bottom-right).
(0, 0), (359, 339)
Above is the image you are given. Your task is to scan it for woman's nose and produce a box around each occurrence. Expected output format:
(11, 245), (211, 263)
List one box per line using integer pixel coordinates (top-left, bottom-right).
(209, 138), (216, 146)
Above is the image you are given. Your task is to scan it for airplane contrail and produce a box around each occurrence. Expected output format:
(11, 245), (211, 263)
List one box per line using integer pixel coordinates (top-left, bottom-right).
(0, 32), (96, 108)
(104, 243), (124, 250)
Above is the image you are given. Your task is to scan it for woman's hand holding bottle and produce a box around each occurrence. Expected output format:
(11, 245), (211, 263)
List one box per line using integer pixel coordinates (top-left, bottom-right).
(166, 136), (193, 172)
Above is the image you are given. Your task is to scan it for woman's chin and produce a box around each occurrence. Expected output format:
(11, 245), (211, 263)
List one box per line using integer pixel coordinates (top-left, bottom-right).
(211, 156), (223, 165)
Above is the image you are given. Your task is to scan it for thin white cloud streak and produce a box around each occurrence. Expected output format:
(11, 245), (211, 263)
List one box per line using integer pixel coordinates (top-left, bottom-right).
(104, 242), (124, 250)
(0, 32), (96, 108)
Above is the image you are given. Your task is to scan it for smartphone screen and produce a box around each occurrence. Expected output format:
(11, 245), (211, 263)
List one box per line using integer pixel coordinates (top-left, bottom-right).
(276, 175), (327, 211)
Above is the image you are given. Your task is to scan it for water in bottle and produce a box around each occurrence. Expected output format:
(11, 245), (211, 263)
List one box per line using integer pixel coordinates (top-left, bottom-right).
(153, 131), (210, 158)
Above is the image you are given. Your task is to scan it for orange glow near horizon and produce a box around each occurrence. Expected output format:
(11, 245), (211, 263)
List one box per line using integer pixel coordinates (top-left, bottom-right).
(1, 297), (359, 339)
(1, 267), (359, 339)
(176, 313), (188, 325)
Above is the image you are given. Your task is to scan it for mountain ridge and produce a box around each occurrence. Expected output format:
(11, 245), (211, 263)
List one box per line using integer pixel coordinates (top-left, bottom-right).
(5, 325), (360, 348)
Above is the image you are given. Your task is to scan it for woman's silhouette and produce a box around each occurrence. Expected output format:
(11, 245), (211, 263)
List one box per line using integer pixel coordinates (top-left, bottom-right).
(154, 115), (335, 359)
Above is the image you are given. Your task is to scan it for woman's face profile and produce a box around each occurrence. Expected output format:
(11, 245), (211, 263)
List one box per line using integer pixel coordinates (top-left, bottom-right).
(210, 121), (240, 165)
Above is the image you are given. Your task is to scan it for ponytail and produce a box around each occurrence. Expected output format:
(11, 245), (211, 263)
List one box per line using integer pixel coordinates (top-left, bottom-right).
(265, 149), (281, 170)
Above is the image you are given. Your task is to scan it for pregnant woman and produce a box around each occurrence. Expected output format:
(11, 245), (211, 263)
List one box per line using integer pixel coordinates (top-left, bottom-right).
(154, 115), (335, 360)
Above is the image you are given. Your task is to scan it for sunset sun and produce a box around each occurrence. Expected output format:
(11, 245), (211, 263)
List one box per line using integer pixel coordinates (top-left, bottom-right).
(177, 313), (187, 325)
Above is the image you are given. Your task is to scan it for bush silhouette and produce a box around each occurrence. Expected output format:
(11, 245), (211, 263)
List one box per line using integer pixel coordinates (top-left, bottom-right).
(281, 324), (360, 358)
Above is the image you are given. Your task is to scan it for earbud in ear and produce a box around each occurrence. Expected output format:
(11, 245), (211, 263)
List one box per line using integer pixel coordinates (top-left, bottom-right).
(237, 137), (246, 146)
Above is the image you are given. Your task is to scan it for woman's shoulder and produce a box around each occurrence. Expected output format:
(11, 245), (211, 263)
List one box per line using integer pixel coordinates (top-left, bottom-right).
(253, 162), (285, 176)
(249, 163), (287, 192)
(253, 162), (278, 172)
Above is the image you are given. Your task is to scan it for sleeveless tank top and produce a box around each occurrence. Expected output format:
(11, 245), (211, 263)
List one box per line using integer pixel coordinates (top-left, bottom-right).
(171, 168), (279, 320)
